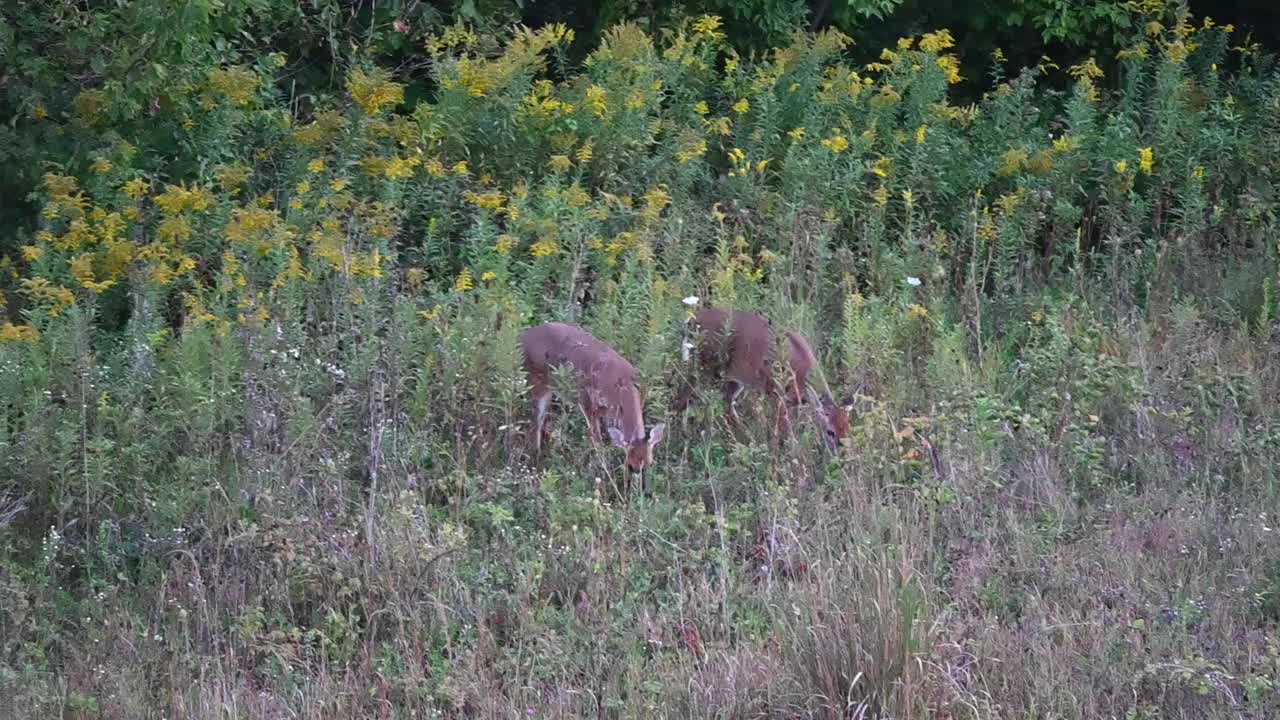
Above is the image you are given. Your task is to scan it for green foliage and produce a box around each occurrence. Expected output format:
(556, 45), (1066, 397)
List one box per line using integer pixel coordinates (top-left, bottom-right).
(2, 6), (1280, 719)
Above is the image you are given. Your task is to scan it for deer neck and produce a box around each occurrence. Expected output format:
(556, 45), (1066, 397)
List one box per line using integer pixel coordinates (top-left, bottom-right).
(610, 382), (646, 445)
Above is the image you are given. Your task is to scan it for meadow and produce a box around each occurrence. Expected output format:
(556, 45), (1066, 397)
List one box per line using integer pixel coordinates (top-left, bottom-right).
(2, 6), (1280, 718)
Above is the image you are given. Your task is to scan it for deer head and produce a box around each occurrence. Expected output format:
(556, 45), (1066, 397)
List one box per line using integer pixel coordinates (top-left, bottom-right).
(607, 422), (667, 473)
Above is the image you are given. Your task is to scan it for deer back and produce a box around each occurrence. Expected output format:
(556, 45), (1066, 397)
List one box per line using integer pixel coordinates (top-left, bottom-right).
(691, 308), (778, 390)
(521, 322), (647, 444)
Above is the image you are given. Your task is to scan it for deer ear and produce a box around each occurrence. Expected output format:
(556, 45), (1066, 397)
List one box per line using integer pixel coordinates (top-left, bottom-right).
(647, 423), (666, 448)
(606, 426), (629, 449)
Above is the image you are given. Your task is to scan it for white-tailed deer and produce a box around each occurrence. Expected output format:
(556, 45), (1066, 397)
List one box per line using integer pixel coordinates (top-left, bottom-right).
(521, 322), (666, 473)
(674, 307), (850, 452)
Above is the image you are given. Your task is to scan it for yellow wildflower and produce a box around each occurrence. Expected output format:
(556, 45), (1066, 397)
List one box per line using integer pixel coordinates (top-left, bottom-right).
(347, 67), (405, 115)
(872, 186), (889, 207)
(207, 65), (260, 106)
(481, 271), (497, 283)
(822, 134), (850, 153)
(576, 141), (594, 163)
(915, 125), (927, 145)
(992, 47), (1007, 64)
(464, 191), (505, 210)
(307, 158), (326, 174)
(122, 178), (149, 200)
(937, 55), (962, 84)
(530, 239), (559, 257)
(872, 157), (891, 177)
(1115, 159), (1129, 174)
(455, 267), (474, 292)
(692, 15), (723, 37)
(91, 158), (113, 175)
(1192, 165), (1205, 179)
(157, 215), (194, 244)
(907, 303), (929, 319)
(451, 161), (469, 176)
(384, 156), (420, 179)
(548, 155), (573, 173)
(330, 178), (348, 192)
(787, 127), (806, 142)
(1138, 147), (1154, 174)
(694, 100), (710, 115)
(21, 245), (44, 263)
(732, 98), (750, 114)
(919, 29), (955, 53)
(495, 234), (516, 254)
(0, 322), (40, 344)
(214, 164), (251, 193)
(586, 85), (608, 118)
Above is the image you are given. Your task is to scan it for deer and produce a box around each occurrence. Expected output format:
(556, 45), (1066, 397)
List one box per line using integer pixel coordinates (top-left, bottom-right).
(674, 307), (850, 453)
(520, 321), (666, 474)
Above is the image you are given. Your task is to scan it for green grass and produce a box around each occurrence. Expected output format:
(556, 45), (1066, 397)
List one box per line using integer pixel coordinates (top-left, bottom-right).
(3, 8), (1280, 719)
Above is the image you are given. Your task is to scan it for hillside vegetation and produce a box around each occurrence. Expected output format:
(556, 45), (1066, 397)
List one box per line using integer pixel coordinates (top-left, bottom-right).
(2, 3), (1280, 718)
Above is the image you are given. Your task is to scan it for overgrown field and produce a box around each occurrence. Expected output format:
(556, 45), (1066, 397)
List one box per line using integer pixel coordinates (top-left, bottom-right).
(3, 6), (1280, 718)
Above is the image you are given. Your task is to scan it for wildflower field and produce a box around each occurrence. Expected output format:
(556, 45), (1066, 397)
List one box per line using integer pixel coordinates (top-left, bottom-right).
(2, 2), (1280, 717)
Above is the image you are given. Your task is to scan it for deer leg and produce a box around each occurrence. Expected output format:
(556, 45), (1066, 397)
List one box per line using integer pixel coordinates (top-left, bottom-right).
(770, 390), (794, 449)
(530, 383), (552, 459)
(577, 389), (603, 446)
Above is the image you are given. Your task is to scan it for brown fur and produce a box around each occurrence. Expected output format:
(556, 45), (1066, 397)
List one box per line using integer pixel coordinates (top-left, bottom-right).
(676, 308), (849, 452)
(520, 322), (665, 472)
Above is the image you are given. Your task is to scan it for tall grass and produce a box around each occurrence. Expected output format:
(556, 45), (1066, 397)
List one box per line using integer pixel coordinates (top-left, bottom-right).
(2, 5), (1280, 718)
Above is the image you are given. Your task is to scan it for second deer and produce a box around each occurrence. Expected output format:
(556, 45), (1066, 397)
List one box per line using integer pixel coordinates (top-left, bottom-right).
(520, 321), (666, 473)
(674, 307), (850, 452)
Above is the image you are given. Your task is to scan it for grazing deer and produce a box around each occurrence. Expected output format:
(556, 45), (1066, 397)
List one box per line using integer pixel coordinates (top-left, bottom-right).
(675, 307), (850, 452)
(520, 322), (666, 473)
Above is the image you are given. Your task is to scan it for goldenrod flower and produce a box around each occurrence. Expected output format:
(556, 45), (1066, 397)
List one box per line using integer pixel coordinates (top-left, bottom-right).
(694, 100), (710, 115)
(919, 29), (954, 53)
(1138, 147), (1154, 174)
(907, 303), (929, 319)
(586, 85), (608, 118)
(0, 322), (40, 344)
(548, 155), (572, 173)
(530, 239), (560, 257)
(692, 15), (723, 37)
(481, 271), (497, 283)
(123, 178), (149, 200)
(787, 127), (806, 142)
(1115, 159), (1129, 174)
(495, 234), (516, 254)
(821, 134), (849, 153)
(454, 267), (474, 292)
(915, 125), (927, 145)
(451, 161), (469, 176)
(207, 65), (260, 106)
(91, 158), (113, 174)
(732, 98), (750, 114)
(347, 67), (405, 115)
(307, 158), (326, 174)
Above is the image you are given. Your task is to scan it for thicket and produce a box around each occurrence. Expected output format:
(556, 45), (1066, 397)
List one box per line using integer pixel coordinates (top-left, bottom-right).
(2, 0), (1280, 717)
